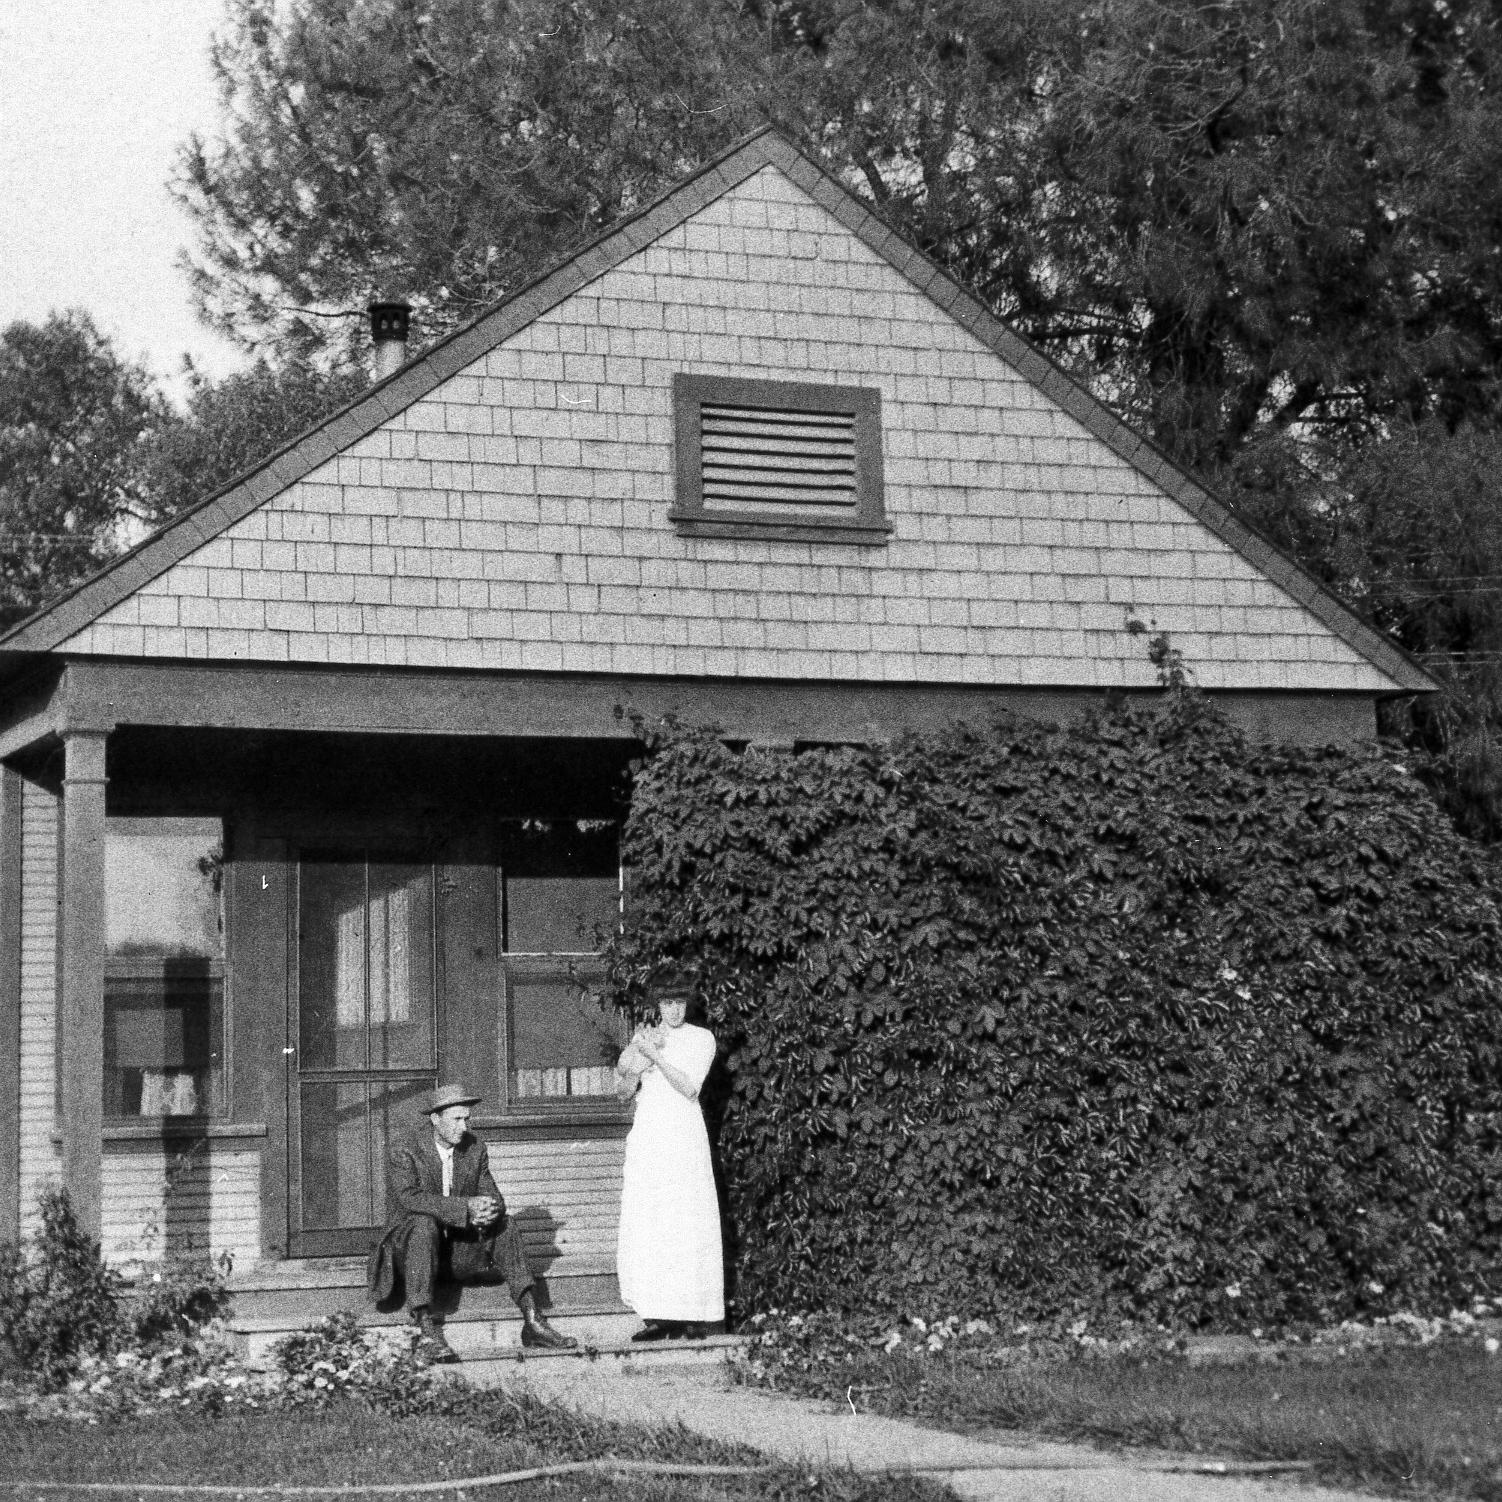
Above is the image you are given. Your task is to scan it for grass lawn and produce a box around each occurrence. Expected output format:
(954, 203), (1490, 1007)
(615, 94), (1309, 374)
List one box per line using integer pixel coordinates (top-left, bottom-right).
(776, 1338), (1502, 1500)
(0, 1393), (954, 1502)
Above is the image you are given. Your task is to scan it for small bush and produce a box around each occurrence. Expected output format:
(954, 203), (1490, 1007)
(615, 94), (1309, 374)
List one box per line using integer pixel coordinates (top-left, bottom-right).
(273, 1309), (373, 1390)
(271, 1311), (446, 1416)
(129, 1256), (231, 1348)
(0, 1192), (232, 1393)
(609, 689), (1502, 1329)
(0, 1189), (122, 1389)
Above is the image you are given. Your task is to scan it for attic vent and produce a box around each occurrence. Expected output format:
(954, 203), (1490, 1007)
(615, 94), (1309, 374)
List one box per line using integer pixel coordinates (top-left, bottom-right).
(701, 403), (857, 513)
(671, 374), (889, 545)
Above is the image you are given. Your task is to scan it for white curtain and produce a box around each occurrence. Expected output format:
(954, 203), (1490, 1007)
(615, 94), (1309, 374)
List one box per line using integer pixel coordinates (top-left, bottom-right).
(334, 878), (412, 1028)
(334, 905), (364, 1028)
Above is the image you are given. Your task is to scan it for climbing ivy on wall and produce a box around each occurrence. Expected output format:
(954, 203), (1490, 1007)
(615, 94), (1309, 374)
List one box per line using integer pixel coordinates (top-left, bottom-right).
(607, 690), (1502, 1329)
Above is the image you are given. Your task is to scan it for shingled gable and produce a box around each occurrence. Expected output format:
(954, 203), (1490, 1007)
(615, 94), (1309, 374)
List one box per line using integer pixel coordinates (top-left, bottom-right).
(0, 127), (1433, 694)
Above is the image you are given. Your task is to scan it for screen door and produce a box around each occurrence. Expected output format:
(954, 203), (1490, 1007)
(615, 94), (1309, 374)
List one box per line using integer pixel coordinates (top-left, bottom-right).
(289, 849), (436, 1256)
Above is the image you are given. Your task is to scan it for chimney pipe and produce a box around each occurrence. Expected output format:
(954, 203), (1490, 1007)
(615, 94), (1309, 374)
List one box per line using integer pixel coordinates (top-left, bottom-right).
(368, 301), (411, 380)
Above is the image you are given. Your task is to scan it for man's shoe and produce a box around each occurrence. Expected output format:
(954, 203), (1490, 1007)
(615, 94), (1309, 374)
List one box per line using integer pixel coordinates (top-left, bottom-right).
(630, 1320), (674, 1342)
(520, 1315), (578, 1350)
(411, 1308), (459, 1364)
(517, 1288), (578, 1350)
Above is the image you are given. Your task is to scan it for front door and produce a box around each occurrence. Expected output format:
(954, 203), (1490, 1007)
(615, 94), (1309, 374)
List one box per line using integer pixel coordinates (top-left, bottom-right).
(288, 848), (438, 1257)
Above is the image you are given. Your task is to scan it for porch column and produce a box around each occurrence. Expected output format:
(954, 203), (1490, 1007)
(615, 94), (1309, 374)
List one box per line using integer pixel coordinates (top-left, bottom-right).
(58, 729), (108, 1241)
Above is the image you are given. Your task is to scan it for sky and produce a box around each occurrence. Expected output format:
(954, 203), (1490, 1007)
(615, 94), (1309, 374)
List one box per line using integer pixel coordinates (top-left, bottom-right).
(0, 0), (248, 401)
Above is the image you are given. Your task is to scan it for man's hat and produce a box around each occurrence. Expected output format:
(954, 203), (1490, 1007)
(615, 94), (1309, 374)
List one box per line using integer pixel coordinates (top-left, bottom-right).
(426, 1083), (482, 1115)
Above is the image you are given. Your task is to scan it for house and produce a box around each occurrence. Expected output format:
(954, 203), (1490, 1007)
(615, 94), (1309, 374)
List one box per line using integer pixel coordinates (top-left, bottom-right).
(0, 129), (1430, 1340)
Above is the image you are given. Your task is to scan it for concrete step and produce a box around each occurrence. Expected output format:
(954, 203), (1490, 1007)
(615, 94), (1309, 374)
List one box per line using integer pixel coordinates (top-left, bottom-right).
(237, 1306), (646, 1368)
(235, 1298), (744, 1370)
(452, 1335), (750, 1383)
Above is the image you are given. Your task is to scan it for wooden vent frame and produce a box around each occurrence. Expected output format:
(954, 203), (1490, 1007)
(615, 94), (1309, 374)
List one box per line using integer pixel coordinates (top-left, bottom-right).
(670, 374), (890, 544)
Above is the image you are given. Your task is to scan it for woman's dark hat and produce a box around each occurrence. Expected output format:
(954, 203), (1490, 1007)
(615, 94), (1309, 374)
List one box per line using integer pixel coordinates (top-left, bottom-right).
(426, 1083), (482, 1114)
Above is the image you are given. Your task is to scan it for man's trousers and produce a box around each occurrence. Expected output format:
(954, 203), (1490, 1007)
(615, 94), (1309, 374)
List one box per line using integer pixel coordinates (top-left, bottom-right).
(390, 1214), (534, 1312)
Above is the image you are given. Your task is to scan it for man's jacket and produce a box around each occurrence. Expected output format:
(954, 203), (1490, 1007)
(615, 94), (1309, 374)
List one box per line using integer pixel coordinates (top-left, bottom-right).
(366, 1123), (506, 1302)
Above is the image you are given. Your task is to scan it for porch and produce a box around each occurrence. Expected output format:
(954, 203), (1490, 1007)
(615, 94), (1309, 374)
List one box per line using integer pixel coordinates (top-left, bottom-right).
(1, 655), (668, 1314)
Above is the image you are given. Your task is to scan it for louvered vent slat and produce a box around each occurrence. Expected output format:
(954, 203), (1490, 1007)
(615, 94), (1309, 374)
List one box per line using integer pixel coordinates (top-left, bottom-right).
(701, 402), (858, 514)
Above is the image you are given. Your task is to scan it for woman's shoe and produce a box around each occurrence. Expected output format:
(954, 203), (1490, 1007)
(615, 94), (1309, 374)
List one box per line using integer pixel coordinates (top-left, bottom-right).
(630, 1320), (674, 1342)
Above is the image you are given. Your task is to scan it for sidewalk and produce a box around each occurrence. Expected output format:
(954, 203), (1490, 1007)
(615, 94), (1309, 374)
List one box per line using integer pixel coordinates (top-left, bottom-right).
(493, 1360), (1376, 1502)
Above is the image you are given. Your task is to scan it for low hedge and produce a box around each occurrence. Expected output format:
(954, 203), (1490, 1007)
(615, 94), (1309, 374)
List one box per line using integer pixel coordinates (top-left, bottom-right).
(607, 687), (1502, 1330)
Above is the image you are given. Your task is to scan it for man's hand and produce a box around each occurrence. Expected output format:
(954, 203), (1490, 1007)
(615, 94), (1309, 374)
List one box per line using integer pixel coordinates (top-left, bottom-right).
(467, 1195), (500, 1228)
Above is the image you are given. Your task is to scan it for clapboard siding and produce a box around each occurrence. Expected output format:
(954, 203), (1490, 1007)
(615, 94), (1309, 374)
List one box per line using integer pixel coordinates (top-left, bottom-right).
(101, 1142), (262, 1271)
(17, 778), (57, 1229)
(490, 1135), (625, 1274)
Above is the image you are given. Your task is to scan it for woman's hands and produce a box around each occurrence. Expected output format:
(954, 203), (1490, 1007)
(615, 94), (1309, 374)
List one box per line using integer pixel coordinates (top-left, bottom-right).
(631, 1022), (667, 1065)
(615, 1023), (663, 1096)
(631, 1022), (701, 1102)
(619, 1021), (699, 1101)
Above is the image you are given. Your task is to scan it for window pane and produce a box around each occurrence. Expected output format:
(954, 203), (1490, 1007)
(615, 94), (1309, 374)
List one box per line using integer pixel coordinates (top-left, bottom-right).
(298, 854), (435, 1073)
(104, 818), (225, 1117)
(104, 971), (223, 1117)
(509, 976), (625, 1101)
(106, 818), (223, 959)
(503, 821), (619, 953)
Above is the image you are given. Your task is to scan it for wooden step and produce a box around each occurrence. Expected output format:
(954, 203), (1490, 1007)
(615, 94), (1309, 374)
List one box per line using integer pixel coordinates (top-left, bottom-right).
(228, 1271), (621, 1327)
(224, 1257), (639, 1367)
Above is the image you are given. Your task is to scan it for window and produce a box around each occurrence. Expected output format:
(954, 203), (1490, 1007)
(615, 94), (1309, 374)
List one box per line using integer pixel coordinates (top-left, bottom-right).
(104, 818), (225, 1118)
(499, 820), (625, 1110)
(670, 374), (889, 544)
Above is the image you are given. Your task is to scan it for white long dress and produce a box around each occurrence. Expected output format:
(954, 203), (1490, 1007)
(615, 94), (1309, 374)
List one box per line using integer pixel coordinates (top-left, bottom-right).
(616, 1023), (724, 1323)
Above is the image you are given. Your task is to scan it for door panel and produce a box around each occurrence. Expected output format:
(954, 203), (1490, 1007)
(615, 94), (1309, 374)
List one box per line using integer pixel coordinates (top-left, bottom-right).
(297, 1076), (430, 1233)
(289, 849), (437, 1257)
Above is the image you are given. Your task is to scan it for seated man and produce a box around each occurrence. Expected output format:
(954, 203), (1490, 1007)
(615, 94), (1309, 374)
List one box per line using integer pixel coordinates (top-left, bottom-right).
(367, 1083), (577, 1361)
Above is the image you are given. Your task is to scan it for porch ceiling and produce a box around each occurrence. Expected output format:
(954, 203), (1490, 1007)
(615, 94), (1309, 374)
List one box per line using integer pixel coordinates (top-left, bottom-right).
(102, 725), (635, 820)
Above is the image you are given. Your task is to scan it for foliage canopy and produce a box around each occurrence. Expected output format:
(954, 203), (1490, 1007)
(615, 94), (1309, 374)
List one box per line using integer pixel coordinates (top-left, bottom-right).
(0, 316), (363, 625)
(175, 0), (770, 362)
(179, 0), (1502, 458)
(0, 313), (166, 626)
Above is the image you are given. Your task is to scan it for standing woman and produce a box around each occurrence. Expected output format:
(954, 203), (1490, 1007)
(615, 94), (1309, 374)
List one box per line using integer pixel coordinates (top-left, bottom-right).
(615, 980), (724, 1340)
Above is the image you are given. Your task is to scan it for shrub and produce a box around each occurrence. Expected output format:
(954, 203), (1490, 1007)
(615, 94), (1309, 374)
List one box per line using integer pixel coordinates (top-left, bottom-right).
(270, 1311), (449, 1416)
(0, 1189), (122, 1389)
(607, 689), (1502, 1330)
(128, 1256), (231, 1348)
